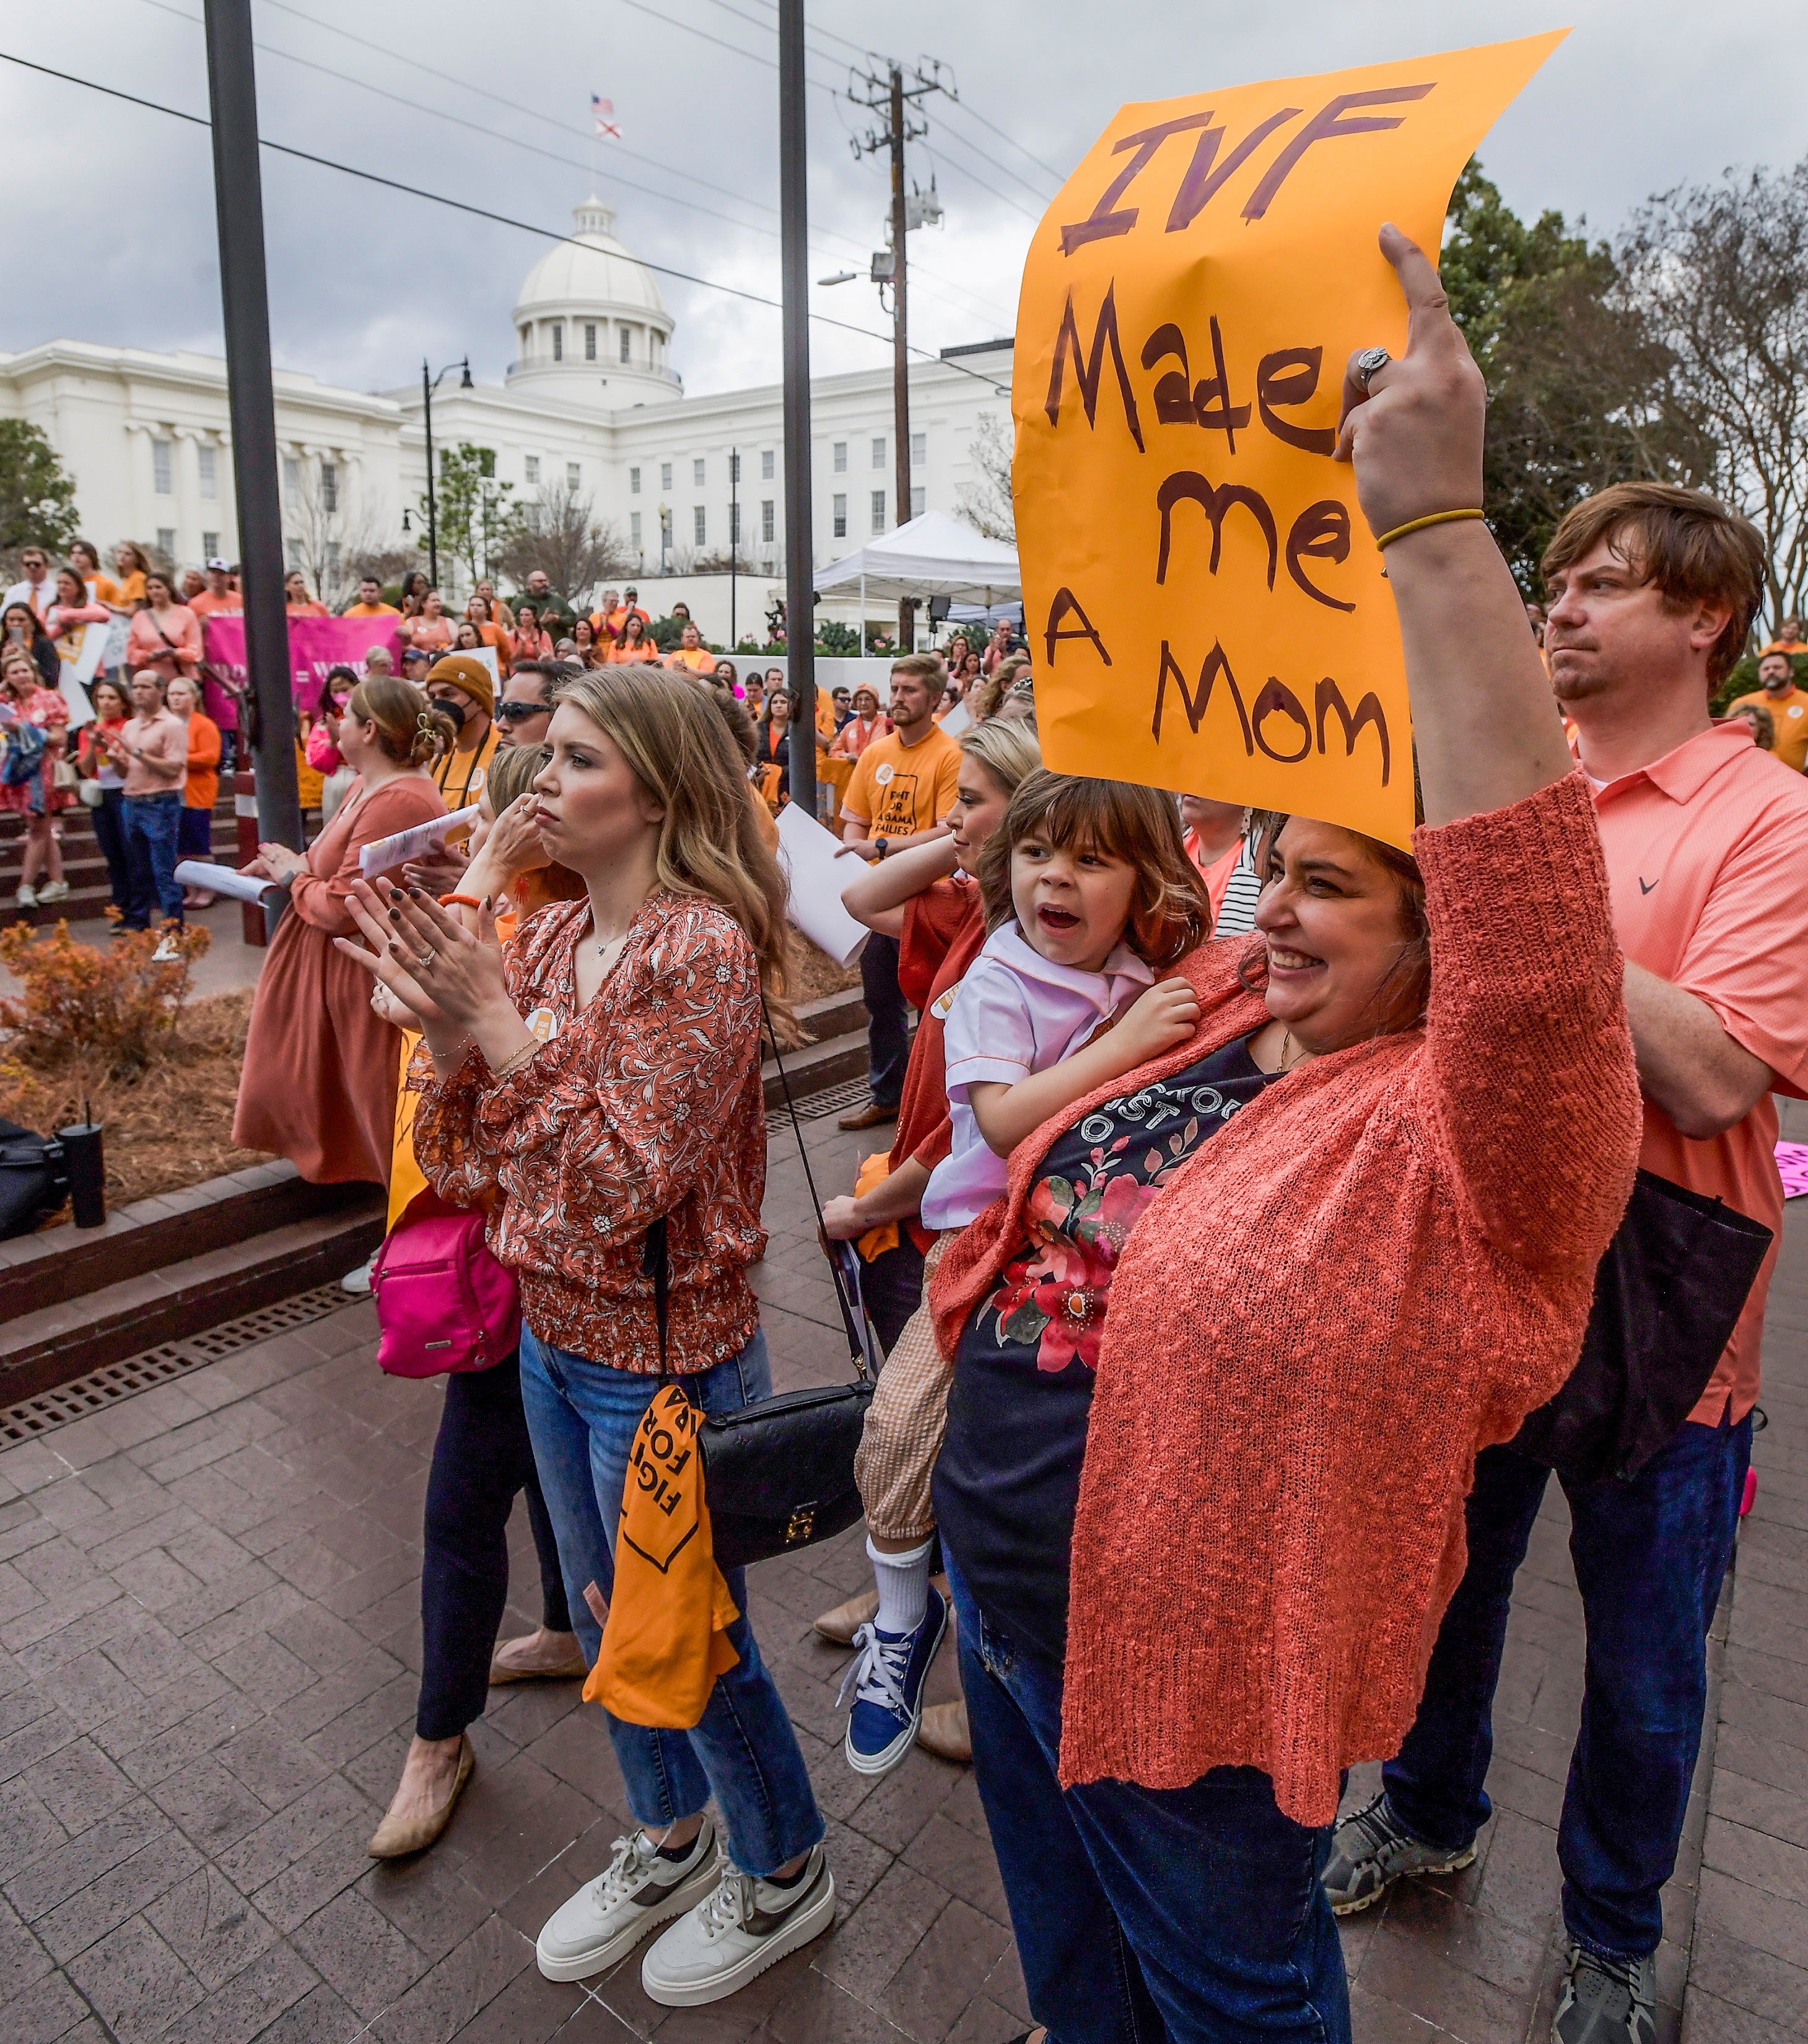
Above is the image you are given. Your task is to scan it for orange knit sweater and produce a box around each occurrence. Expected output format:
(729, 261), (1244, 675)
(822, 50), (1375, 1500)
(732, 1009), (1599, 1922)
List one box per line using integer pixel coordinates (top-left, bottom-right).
(930, 774), (1641, 1826)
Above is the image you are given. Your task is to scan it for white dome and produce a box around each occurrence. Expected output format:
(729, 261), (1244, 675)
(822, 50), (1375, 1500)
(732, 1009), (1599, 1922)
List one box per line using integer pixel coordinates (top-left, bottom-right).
(507, 197), (679, 406)
(513, 198), (670, 323)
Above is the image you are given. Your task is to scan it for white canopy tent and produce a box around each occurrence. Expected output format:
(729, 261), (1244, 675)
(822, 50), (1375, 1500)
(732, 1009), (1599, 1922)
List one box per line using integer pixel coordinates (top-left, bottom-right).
(814, 510), (1021, 614)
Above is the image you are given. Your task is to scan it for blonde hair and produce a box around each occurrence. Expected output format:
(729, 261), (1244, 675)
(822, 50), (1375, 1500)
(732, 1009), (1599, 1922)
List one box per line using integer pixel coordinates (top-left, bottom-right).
(969, 651), (1029, 725)
(977, 770), (1209, 970)
(958, 717), (1041, 796)
(347, 675), (453, 766)
(483, 740), (547, 811)
(551, 666), (795, 1034)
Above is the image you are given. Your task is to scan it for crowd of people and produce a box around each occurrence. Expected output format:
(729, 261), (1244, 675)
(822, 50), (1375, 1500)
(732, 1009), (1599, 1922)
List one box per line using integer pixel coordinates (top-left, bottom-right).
(14, 222), (1808, 2044)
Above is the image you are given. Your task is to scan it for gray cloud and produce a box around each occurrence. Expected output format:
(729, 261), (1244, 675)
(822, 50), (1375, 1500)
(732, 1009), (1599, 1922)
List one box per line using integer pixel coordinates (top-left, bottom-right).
(6, 0), (1806, 403)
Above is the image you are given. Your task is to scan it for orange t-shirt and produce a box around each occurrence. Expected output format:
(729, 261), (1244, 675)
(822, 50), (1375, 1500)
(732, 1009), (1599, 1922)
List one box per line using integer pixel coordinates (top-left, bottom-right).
(1726, 685), (1808, 772)
(840, 724), (961, 838)
(1589, 723), (1808, 1423)
(188, 590), (241, 618)
(345, 601), (402, 618)
(183, 713), (222, 811)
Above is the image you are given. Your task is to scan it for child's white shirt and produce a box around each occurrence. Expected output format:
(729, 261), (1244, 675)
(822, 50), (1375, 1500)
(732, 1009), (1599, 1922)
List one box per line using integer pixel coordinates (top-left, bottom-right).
(920, 922), (1154, 1231)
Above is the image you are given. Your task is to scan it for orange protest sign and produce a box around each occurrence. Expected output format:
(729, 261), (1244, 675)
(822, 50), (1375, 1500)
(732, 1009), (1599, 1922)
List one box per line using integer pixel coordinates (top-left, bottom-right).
(1015, 32), (1567, 846)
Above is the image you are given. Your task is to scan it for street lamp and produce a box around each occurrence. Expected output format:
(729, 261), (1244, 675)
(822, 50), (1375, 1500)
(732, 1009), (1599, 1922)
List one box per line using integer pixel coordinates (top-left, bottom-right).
(421, 356), (473, 589)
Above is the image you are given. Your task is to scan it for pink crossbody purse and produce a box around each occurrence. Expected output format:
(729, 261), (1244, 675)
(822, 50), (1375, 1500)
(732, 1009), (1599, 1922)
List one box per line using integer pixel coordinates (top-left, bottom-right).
(370, 1211), (521, 1377)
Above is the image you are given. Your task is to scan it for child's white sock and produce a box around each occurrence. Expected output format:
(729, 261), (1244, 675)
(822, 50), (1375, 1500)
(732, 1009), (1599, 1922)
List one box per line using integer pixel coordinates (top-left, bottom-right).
(867, 1535), (933, 1636)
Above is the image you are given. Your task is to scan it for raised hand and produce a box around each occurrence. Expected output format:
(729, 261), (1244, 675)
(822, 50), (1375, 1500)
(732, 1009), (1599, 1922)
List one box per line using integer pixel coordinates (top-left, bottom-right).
(1334, 222), (1487, 544)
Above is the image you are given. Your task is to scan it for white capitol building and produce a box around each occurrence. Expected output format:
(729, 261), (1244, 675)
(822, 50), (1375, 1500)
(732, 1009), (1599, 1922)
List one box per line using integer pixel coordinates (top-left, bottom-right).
(0, 196), (1013, 636)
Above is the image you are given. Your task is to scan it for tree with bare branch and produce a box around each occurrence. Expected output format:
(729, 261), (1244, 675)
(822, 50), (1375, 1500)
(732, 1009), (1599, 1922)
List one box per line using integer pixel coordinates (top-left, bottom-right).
(1619, 157), (1808, 632)
(286, 467), (400, 609)
(956, 411), (1015, 544)
(1443, 162), (1717, 591)
(497, 483), (635, 609)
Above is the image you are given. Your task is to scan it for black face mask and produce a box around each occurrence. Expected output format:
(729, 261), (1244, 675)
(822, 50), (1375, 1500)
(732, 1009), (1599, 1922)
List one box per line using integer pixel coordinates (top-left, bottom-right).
(431, 693), (469, 733)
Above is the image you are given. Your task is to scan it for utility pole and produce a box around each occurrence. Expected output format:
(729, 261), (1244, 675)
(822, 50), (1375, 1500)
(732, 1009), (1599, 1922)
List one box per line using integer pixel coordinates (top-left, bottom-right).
(778, 0), (816, 826)
(850, 58), (950, 653)
(201, 0), (300, 851)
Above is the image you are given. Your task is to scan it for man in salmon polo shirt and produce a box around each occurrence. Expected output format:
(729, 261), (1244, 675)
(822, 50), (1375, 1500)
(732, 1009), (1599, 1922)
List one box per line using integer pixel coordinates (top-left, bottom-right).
(1325, 483), (1808, 2044)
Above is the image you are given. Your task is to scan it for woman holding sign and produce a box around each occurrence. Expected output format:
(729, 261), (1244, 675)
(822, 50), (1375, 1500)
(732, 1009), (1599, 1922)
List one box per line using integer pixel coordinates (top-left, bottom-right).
(232, 677), (452, 1186)
(925, 226), (1642, 2043)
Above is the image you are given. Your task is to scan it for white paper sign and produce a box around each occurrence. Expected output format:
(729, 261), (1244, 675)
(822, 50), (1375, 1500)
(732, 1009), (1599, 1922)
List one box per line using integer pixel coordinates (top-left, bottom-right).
(174, 860), (286, 908)
(938, 697), (973, 739)
(359, 803), (481, 879)
(775, 800), (871, 968)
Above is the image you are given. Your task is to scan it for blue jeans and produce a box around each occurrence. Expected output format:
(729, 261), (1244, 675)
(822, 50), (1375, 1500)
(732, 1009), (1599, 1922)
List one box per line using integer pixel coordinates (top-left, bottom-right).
(90, 787), (133, 917)
(122, 790), (183, 927)
(518, 1324), (824, 1879)
(1384, 1412), (1752, 1959)
(946, 1552), (1349, 2044)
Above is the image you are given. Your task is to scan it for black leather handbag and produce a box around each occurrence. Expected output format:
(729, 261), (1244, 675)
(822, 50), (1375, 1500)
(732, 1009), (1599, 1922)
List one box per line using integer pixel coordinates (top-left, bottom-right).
(1510, 1168), (1773, 1485)
(657, 1015), (881, 1571)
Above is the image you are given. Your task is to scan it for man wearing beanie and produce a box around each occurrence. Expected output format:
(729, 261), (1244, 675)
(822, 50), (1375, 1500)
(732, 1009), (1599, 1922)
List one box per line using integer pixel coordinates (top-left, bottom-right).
(424, 653), (499, 811)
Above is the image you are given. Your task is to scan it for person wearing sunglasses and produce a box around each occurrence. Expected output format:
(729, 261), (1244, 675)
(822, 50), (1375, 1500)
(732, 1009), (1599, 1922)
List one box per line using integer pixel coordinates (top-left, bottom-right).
(496, 661), (569, 749)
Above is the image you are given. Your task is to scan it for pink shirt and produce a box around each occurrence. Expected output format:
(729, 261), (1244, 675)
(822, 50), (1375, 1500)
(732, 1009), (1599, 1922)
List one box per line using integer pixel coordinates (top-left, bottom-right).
(1591, 721), (1808, 1422)
(118, 708), (189, 796)
(923, 922), (1155, 1231)
(126, 605), (203, 678)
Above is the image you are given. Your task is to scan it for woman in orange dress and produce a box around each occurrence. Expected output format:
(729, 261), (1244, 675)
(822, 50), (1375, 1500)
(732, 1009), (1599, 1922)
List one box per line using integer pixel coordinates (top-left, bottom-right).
(284, 572), (330, 617)
(605, 613), (658, 664)
(400, 589), (455, 656)
(465, 593), (514, 670)
(234, 676), (452, 1184)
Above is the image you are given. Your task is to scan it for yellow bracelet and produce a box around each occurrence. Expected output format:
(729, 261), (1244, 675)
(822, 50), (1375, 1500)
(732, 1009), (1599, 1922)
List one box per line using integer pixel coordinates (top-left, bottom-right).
(1374, 507), (1487, 550)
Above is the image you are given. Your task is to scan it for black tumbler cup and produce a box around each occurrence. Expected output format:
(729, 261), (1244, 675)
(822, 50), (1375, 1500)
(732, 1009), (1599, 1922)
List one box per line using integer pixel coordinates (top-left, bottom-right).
(58, 1124), (105, 1229)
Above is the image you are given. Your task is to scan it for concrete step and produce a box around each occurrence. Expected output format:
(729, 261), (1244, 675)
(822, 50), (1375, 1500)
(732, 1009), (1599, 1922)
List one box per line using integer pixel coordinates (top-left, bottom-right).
(0, 1196), (386, 1406)
(0, 1160), (377, 1326)
(1, 802), (238, 927)
(762, 987), (870, 1109)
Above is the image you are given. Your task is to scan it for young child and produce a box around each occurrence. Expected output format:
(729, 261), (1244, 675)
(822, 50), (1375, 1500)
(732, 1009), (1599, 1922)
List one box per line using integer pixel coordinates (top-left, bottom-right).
(840, 771), (1210, 1776)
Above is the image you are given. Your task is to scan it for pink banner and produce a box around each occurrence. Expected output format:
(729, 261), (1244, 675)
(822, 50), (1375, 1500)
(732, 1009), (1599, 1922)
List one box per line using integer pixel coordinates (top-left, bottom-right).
(201, 616), (405, 727)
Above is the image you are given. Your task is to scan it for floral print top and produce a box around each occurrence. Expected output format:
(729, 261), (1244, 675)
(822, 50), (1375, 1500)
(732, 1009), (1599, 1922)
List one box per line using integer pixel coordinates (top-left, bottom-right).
(412, 890), (769, 1372)
(932, 1033), (1275, 1664)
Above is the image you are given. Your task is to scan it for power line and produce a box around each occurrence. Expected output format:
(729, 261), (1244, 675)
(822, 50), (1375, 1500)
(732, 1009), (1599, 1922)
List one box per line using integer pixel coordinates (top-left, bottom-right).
(609, 0), (1054, 221)
(0, 48), (1011, 395)
(243, 0), (1018, 330)
(711, 0), (1062, 204)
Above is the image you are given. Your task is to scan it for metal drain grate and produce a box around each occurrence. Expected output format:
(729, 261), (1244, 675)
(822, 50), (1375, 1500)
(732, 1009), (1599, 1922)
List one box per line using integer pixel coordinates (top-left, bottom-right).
(0, 1283), (356, 1445)
(764, 1075), (876, 1138)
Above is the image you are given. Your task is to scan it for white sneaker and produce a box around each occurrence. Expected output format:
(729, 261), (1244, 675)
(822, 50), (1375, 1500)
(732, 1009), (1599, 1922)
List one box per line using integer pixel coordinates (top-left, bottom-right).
(14, 884), (37, 909)
(339, 1251), (378, 1296)
(37, 880), (69, 903)
(536, 1821), (720, 1982)
(640, 1845), (835, 2007)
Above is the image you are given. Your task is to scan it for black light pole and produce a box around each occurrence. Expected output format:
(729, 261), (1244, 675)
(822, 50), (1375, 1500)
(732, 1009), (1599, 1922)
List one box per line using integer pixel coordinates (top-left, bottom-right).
(779, 0), (817, 825)
(201, 0), (300, 850)
(421, 356), (470, 591)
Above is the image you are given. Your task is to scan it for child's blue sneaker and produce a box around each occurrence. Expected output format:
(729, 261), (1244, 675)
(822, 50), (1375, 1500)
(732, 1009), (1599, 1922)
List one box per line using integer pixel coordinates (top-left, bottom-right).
(838, 1586), (948, 1778)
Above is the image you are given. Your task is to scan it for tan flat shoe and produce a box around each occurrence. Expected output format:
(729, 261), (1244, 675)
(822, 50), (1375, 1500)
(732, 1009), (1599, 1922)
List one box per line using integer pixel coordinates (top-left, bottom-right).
(917, 1700), (971, 1764)
(813, 1588), (880, 1646)
(487, 1634), (590, 1685)
(367, 1736), (474, 1858)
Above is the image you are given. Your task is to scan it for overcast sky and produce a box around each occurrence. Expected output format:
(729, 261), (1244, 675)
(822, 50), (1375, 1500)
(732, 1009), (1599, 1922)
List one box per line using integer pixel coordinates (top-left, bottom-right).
(5, 0), (1806, 403)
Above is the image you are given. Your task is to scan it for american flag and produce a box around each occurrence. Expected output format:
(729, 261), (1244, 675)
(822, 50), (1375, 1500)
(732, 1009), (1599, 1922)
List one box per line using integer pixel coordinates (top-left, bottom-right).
(591, 94), (621, 141)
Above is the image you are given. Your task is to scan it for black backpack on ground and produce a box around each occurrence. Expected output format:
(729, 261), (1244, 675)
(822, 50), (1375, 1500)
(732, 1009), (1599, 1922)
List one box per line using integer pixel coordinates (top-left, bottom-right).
(0, 1117), (69, 1240)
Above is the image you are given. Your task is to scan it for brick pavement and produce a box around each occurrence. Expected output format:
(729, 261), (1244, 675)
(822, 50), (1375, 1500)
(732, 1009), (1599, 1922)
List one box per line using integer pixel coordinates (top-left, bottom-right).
(0, 1110), (1800, 2044)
